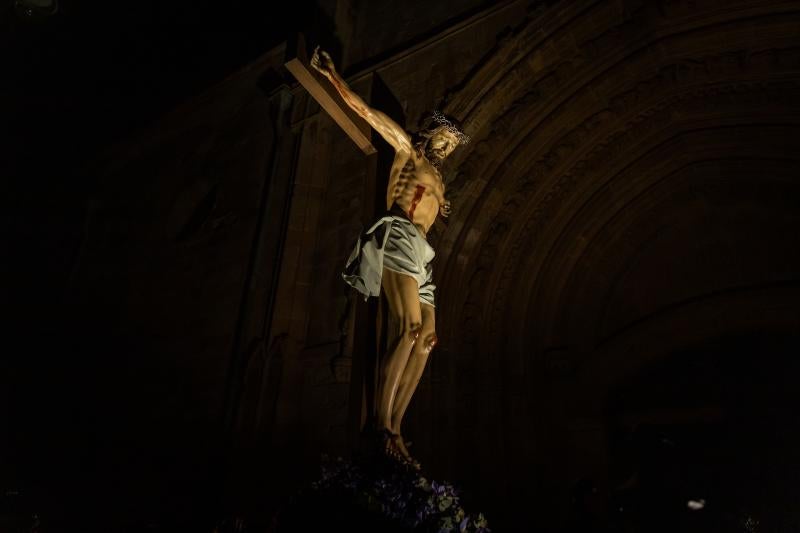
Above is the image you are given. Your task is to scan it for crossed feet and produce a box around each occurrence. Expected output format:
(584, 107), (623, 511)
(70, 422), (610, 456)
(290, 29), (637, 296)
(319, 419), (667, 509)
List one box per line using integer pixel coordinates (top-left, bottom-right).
(379, 428), (421, 471)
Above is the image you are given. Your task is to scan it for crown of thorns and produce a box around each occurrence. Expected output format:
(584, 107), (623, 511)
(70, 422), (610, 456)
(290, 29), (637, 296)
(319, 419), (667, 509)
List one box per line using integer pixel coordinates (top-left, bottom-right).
(430, 110), (470, 145)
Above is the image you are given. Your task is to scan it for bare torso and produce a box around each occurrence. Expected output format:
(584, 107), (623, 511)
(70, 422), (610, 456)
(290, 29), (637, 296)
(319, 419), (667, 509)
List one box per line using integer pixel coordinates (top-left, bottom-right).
(386, 149), (445, 236)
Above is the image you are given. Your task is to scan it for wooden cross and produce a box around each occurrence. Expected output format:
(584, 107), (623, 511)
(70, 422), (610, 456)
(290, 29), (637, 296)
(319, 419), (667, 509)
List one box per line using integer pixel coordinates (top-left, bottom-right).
(284, 35), (376, 155)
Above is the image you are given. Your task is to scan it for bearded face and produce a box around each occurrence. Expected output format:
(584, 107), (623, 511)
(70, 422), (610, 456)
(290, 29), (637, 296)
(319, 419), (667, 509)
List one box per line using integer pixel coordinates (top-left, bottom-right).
(424, 129), (459, 167)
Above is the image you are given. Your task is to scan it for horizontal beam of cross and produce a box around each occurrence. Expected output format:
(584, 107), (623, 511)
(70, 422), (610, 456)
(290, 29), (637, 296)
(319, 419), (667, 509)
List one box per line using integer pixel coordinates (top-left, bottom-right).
(284, 35), (376, 155)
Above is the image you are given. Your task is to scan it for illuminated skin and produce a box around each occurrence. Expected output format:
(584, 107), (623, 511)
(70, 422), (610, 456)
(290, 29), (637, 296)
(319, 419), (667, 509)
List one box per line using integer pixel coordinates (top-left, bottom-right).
(312, 47), (458, 466)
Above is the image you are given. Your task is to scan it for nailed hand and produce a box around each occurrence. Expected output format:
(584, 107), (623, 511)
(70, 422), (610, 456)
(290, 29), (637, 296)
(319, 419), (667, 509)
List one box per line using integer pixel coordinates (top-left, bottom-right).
(310, 46), (335, 78)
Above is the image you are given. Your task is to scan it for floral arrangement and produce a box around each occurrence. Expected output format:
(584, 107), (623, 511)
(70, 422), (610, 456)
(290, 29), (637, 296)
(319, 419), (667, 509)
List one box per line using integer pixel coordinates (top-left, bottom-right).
(308, 455), (490, 532)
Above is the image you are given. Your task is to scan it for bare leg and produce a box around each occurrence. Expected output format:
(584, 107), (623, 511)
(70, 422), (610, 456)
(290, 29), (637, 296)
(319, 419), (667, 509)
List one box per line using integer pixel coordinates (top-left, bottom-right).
(376, 269), (422, 444)
(391, 303), (436, 461)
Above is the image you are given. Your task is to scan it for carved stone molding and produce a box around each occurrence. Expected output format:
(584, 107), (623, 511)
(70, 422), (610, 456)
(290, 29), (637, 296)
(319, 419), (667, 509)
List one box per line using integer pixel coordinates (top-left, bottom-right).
(435, 3), (800, 323)
(444, 45), (800, 356)
(495, 82), (799, 356)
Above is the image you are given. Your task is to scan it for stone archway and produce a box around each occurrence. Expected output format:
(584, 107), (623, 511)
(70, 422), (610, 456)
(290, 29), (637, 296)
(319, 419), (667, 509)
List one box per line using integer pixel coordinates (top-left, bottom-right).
(411, 0), (800, 528)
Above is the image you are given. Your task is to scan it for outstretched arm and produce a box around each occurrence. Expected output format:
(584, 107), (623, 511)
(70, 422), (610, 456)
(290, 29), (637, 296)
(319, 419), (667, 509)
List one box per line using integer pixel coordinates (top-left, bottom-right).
(311, 47), (412, 154)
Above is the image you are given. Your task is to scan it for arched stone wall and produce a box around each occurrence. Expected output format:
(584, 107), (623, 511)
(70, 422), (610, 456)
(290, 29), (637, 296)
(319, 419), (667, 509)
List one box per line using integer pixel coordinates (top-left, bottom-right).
(419, 0), (800, 526)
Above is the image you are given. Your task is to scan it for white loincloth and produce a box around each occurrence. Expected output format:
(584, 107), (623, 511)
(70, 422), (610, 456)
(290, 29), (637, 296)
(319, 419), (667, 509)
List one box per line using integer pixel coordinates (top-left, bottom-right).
(342, 213), (436, 307)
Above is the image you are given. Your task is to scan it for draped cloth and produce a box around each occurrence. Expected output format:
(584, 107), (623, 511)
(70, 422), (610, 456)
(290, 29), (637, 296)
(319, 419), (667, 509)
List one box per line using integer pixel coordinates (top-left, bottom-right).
(342, 212), (436, 307)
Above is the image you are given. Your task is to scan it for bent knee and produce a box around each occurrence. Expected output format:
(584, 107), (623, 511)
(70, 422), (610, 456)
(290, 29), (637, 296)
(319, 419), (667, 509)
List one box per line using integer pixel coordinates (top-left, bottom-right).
(422, 331), (438, 352)
(398, 320), (422, 343)
(419, 317), (436, 340)
(411, 325), (437, 353)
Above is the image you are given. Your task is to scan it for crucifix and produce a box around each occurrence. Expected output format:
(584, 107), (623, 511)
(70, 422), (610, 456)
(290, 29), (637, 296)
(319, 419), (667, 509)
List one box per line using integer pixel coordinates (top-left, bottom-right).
(284, 37), (469, 470)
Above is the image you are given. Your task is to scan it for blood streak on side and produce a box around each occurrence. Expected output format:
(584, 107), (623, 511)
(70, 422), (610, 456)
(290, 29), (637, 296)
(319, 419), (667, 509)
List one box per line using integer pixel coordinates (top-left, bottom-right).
(408, 185), (426, 220)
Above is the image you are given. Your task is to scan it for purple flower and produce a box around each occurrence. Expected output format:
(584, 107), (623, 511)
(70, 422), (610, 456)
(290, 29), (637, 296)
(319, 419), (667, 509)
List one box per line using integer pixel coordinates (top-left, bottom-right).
(310, 455), (489, 531)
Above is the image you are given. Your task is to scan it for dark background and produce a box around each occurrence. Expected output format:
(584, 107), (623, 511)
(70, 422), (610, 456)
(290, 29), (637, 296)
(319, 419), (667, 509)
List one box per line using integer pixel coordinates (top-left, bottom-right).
(4, 1), (313, 530)
(5, 0), (314, 306)
(4, 1), (800, 532)
(5, 0), (306, 153)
